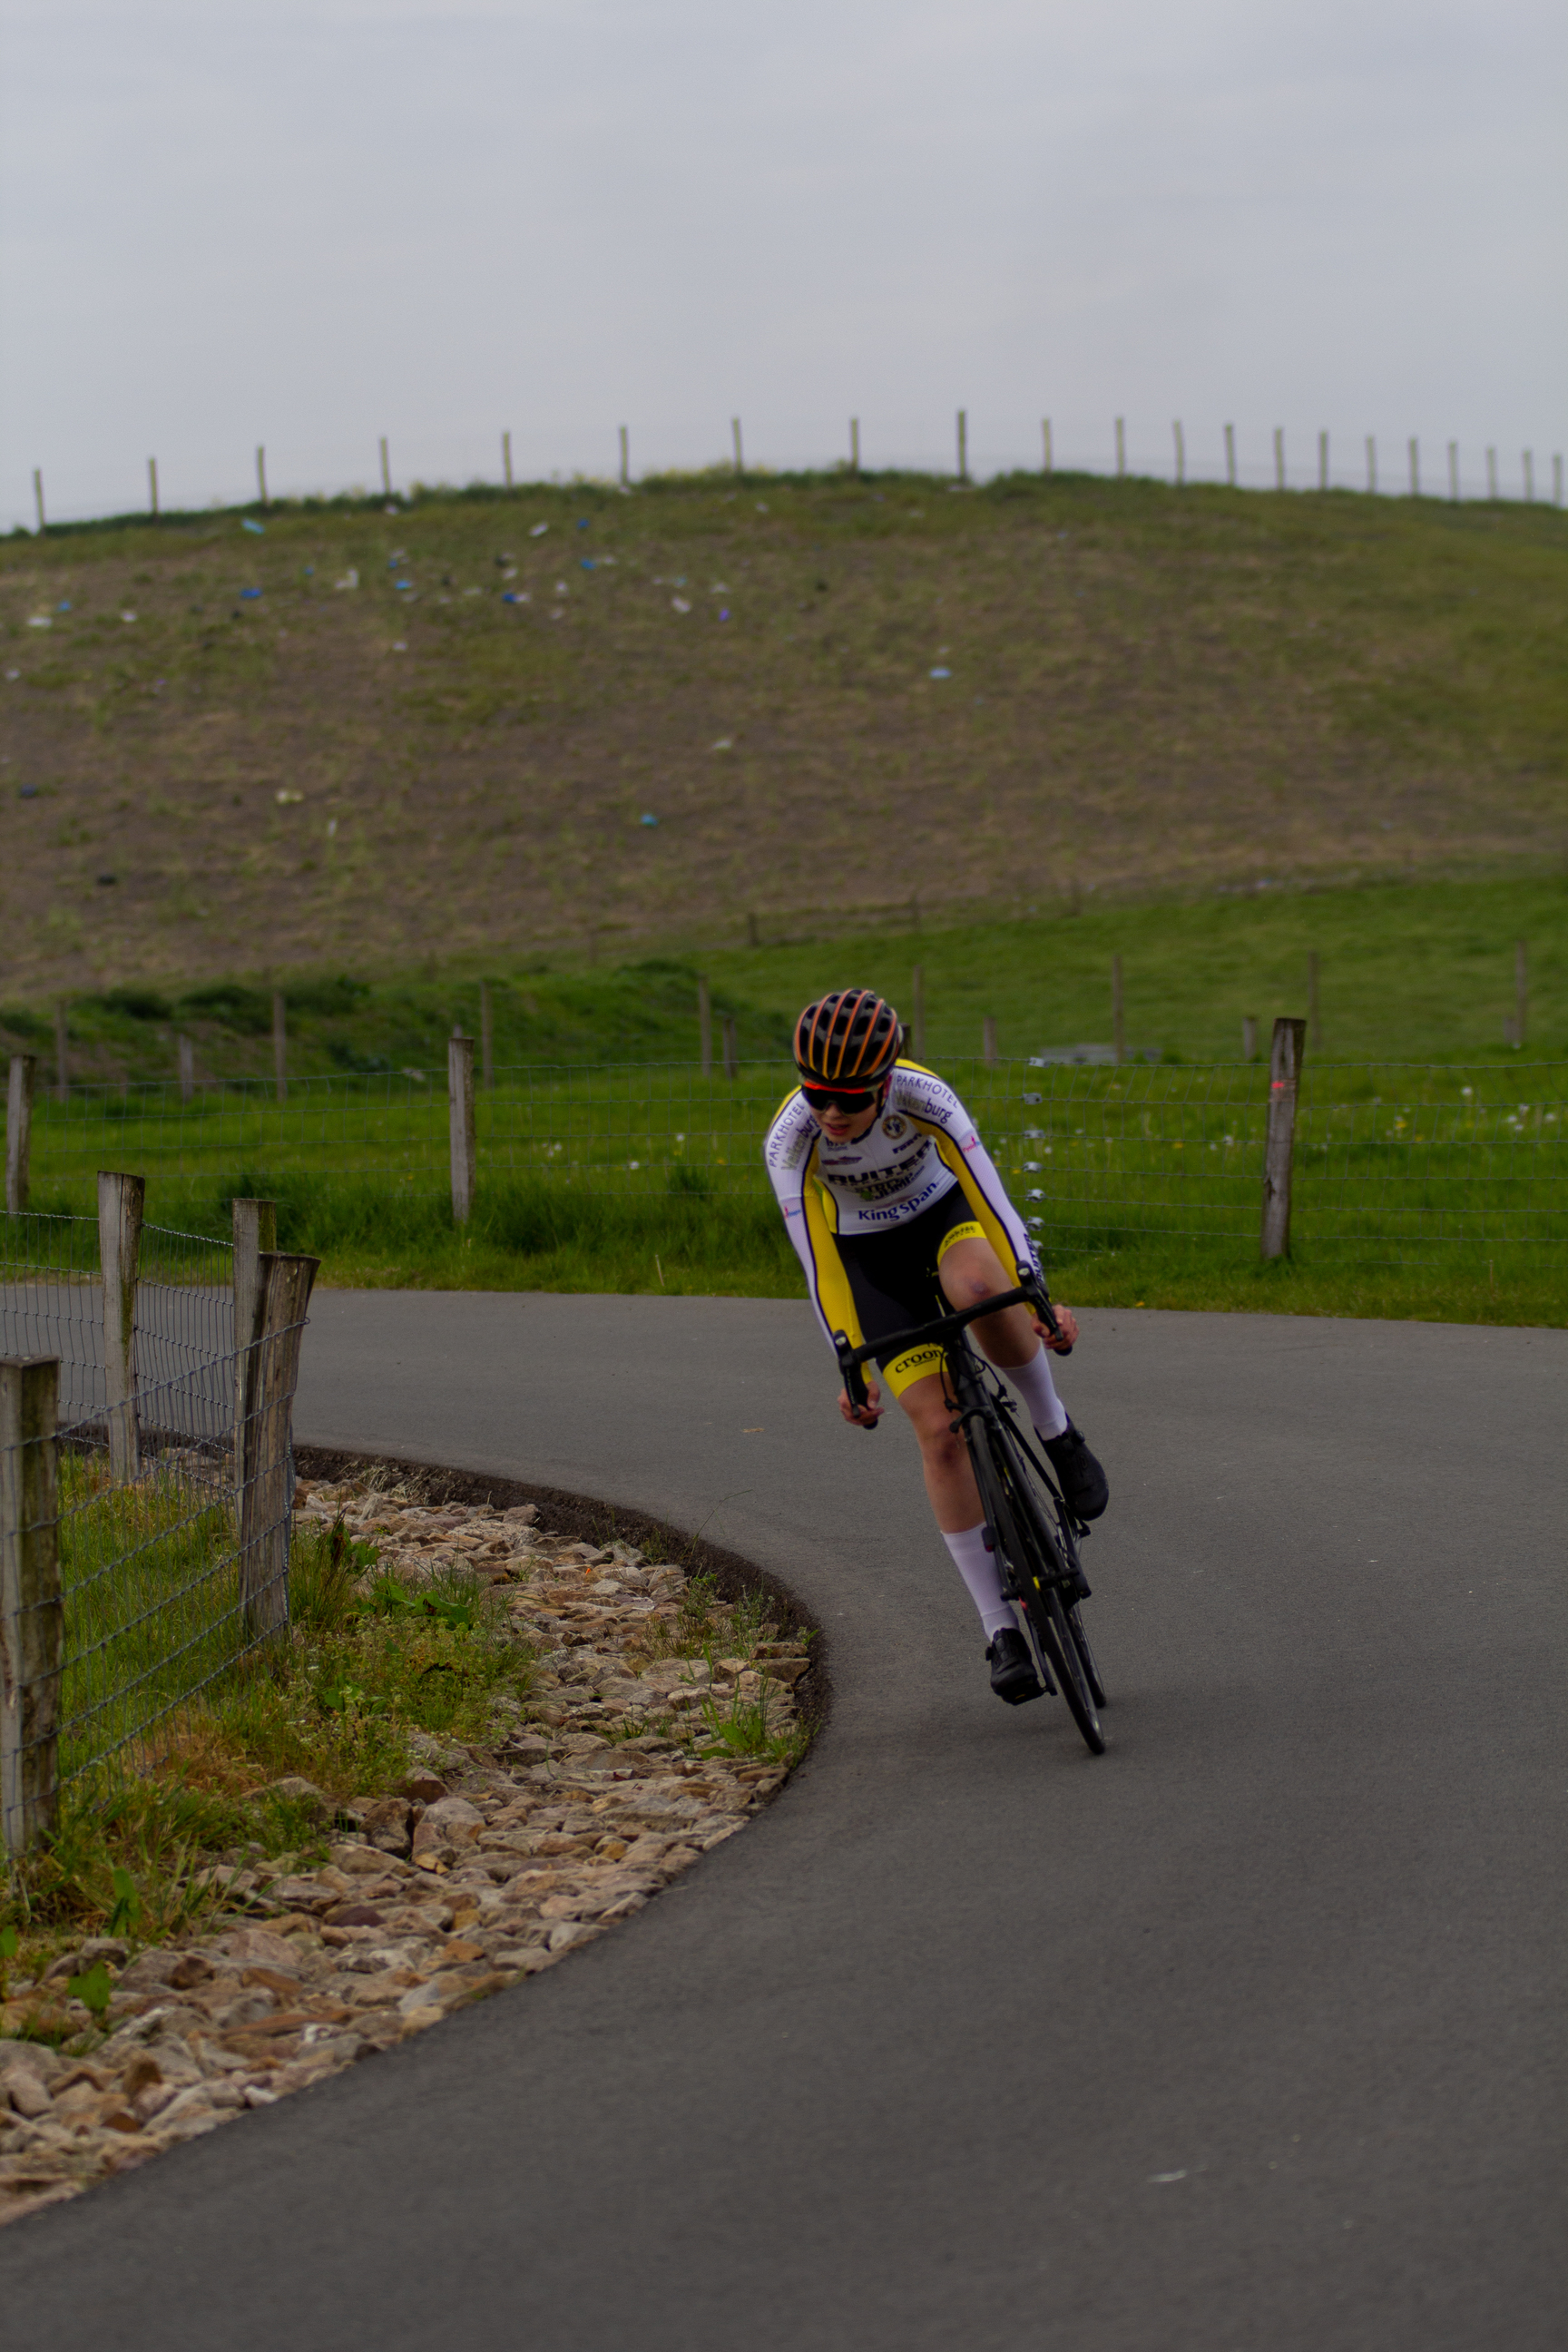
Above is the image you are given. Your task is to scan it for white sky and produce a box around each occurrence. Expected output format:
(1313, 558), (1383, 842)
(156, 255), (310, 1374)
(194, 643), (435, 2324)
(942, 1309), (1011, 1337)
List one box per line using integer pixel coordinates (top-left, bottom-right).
(3, 0), (1563, 524)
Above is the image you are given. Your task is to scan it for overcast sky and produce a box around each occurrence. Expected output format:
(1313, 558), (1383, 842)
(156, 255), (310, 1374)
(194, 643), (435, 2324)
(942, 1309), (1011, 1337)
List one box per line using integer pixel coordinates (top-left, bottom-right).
(3, 0), (1563, 524)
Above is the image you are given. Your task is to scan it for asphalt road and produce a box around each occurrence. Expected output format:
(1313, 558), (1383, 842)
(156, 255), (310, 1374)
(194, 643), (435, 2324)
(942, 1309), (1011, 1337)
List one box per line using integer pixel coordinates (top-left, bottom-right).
(5, 1295), (1564, 2350)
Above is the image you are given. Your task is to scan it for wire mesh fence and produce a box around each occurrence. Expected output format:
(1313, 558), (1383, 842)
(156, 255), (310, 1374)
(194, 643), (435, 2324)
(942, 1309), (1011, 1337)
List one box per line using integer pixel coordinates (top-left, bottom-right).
(1, 1210), (234, 1431)
(9, 1057), (1563, 1271)
(1, 1211), (311, 1856)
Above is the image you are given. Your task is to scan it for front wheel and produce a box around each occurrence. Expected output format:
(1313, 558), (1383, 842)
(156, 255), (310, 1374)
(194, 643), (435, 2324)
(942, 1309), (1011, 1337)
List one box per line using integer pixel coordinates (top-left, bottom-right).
(975, 1423), (1106, 1756)
(1034, 1584), (1104, 1754)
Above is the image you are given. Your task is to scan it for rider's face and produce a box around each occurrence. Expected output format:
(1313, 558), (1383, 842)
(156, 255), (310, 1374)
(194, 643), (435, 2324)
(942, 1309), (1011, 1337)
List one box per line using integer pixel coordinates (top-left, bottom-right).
(816, 1099), (881, 1142)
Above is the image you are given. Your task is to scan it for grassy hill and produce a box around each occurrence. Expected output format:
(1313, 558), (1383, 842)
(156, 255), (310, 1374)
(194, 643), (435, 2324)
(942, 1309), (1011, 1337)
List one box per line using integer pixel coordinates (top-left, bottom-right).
(2, 469), (1565, 1008)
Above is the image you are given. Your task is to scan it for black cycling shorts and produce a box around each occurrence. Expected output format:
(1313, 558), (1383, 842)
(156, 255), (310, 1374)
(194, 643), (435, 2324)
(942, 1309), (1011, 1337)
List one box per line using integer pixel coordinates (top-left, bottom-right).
(836, 1187), (985, 1396)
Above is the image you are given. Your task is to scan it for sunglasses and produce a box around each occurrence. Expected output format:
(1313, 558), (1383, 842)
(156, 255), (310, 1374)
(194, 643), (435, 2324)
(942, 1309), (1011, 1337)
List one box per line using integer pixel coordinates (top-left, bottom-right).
(801, 1082), (883, 1115)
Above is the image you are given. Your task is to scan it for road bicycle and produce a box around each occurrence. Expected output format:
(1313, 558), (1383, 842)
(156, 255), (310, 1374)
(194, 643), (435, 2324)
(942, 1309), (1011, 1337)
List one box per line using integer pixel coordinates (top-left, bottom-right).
(834, 1267), (1107, 1755)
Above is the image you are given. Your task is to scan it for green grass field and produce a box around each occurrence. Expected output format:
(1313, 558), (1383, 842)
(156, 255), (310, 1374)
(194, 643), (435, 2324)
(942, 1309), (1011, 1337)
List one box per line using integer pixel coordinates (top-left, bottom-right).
(4, 867), (1563, 1090)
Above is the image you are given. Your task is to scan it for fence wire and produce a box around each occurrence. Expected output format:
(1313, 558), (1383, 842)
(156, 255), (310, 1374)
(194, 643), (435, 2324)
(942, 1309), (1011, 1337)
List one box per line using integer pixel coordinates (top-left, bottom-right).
(1, 1215), (305, 1856)
(4, 1062), (1564, 1275)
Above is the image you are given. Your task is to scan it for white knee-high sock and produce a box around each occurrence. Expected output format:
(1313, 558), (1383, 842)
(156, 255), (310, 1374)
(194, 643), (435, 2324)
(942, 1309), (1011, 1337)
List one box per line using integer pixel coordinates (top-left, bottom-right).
(942, 1523), (1016, 1640)
(1009, 1344), (1068, 1439)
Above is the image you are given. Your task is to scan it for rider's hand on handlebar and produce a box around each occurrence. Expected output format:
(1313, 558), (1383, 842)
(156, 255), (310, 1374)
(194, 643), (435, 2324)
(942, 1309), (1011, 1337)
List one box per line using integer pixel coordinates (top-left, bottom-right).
(839, 1377), (884, 1427)
(1034, 1302), (1080, 1353)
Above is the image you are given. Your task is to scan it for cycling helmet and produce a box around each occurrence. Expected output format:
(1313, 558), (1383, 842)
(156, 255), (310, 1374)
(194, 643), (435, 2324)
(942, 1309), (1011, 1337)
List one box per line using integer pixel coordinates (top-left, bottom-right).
(793, 990), (903, 1088)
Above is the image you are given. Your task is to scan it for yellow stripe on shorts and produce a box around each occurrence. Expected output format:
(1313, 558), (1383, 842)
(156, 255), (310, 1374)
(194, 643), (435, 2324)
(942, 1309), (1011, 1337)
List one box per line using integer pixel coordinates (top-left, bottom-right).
(936, 1218), (984, 1263)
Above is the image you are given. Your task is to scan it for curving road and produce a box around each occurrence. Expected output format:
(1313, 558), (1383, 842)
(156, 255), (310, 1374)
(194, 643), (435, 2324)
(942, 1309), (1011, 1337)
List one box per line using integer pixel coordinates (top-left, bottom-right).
(5, 1295), (1565, 2349)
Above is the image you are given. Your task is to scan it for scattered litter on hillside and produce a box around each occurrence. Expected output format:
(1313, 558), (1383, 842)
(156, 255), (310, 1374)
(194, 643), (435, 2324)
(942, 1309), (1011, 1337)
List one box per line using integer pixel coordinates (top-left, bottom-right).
(242, 520), (265, 535)
(640, 813), (659, 827)
(671, 597), (691, 614)
(334, 571), (358, 591)
(530, 522), (549, 536)
(930, 666), (951, 680)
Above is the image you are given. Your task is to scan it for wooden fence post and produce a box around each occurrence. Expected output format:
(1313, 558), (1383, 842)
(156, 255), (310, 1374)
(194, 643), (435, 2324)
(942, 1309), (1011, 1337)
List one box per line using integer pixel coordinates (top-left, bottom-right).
(0, 1355), (62, 1854)
(731, 417), (744, 478)
(98, 1171), (144, 1484)
(1308, 950), (1322, 1050)
(1112, 955), (1124, 1067)
(1318, 429), (1329, 491)
(1408, 437), (1420, 496)
(1115, 416), (1126, 478)
(1448, 441), (1460, 503)
(149, 457), (160, 518)
(1224, 423), (1236, 486)
(1274, 427), (1286, 491)
(33, 469), (45, 534)
(1523, 450), (1534, 504)
(1043, 418), (1053, 475)
(1242, 1015), (1258, 1063)
(54, 1004), (69, 1102)
(257, 445), (269, 509)
(722, 1017), (739, 1082)
(1486, 446), (1498, 500)
(503, 430), (514, 490)
(5, 1055), (35, 1214)
(1367, 435), (1377, 494)
(1260, 1018), (1307, 1259)
(983, 1016), (998, 1068)
(956, 409), (968, 483)
(1554, 454), (1563, 508)
(448, 1035), (476, 1224)
(1173, 419), (1185, 485)
(178, 1034), (196, 1104)
(232, 1197), (277, 1496)
(480, 980), (495, 1091)
(237, 1252), (318, 1641)
(271, 992), (288, 1102)
(619, 426), (630, 487)
(911, 965), (926, 1060)
(849, 417), (860, 475)
(379, 436), (392, 497)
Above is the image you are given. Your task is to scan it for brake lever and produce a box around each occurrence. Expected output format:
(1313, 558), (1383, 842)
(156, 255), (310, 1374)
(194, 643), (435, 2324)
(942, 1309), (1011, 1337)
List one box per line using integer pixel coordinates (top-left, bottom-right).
(1018, 1267), (1072, 1356)
(832, 1331), (879, 1430)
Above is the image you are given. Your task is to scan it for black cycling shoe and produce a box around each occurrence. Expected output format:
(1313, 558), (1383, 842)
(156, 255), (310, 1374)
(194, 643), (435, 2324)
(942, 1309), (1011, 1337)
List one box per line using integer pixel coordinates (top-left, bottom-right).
(987, 1626), (1044, 1705)
(1043, 1423), (1110, 1521)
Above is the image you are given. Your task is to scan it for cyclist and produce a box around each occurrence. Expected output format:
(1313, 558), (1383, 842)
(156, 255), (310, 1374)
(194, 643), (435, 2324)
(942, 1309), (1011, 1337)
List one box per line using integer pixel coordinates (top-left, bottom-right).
(764, 988), (1110, 1705)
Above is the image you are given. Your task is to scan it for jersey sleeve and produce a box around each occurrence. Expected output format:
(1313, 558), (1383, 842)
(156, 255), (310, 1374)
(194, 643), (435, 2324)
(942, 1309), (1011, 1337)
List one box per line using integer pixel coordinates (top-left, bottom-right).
(763, 1093), (838, 1349)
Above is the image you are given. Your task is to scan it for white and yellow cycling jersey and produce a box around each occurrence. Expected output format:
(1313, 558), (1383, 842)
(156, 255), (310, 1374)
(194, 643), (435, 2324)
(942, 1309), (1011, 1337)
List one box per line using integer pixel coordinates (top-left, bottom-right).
(763, 1059), (1041, 1359)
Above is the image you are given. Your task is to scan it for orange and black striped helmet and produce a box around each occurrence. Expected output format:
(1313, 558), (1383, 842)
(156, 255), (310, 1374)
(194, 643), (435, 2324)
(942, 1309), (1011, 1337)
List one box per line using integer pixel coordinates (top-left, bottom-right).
(792, 990), (903, 1089)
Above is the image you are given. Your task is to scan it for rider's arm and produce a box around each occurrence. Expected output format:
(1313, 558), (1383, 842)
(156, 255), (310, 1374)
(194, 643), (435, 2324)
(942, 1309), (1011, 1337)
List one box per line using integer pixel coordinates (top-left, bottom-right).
(763, 1096), (838, 1349)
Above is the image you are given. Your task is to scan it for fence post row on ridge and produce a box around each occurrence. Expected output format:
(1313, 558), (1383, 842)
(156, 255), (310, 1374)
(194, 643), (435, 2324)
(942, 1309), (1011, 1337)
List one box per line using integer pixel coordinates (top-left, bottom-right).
(1260, 1018), (1308, 1259)
(0, 1355), (63, 1854)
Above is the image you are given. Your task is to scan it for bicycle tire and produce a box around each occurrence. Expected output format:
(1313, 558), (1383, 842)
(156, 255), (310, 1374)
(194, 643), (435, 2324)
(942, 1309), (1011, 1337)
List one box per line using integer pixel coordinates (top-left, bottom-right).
(1062, 1601), (1107, 1712)
(971, 1415), (1105, 1756)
